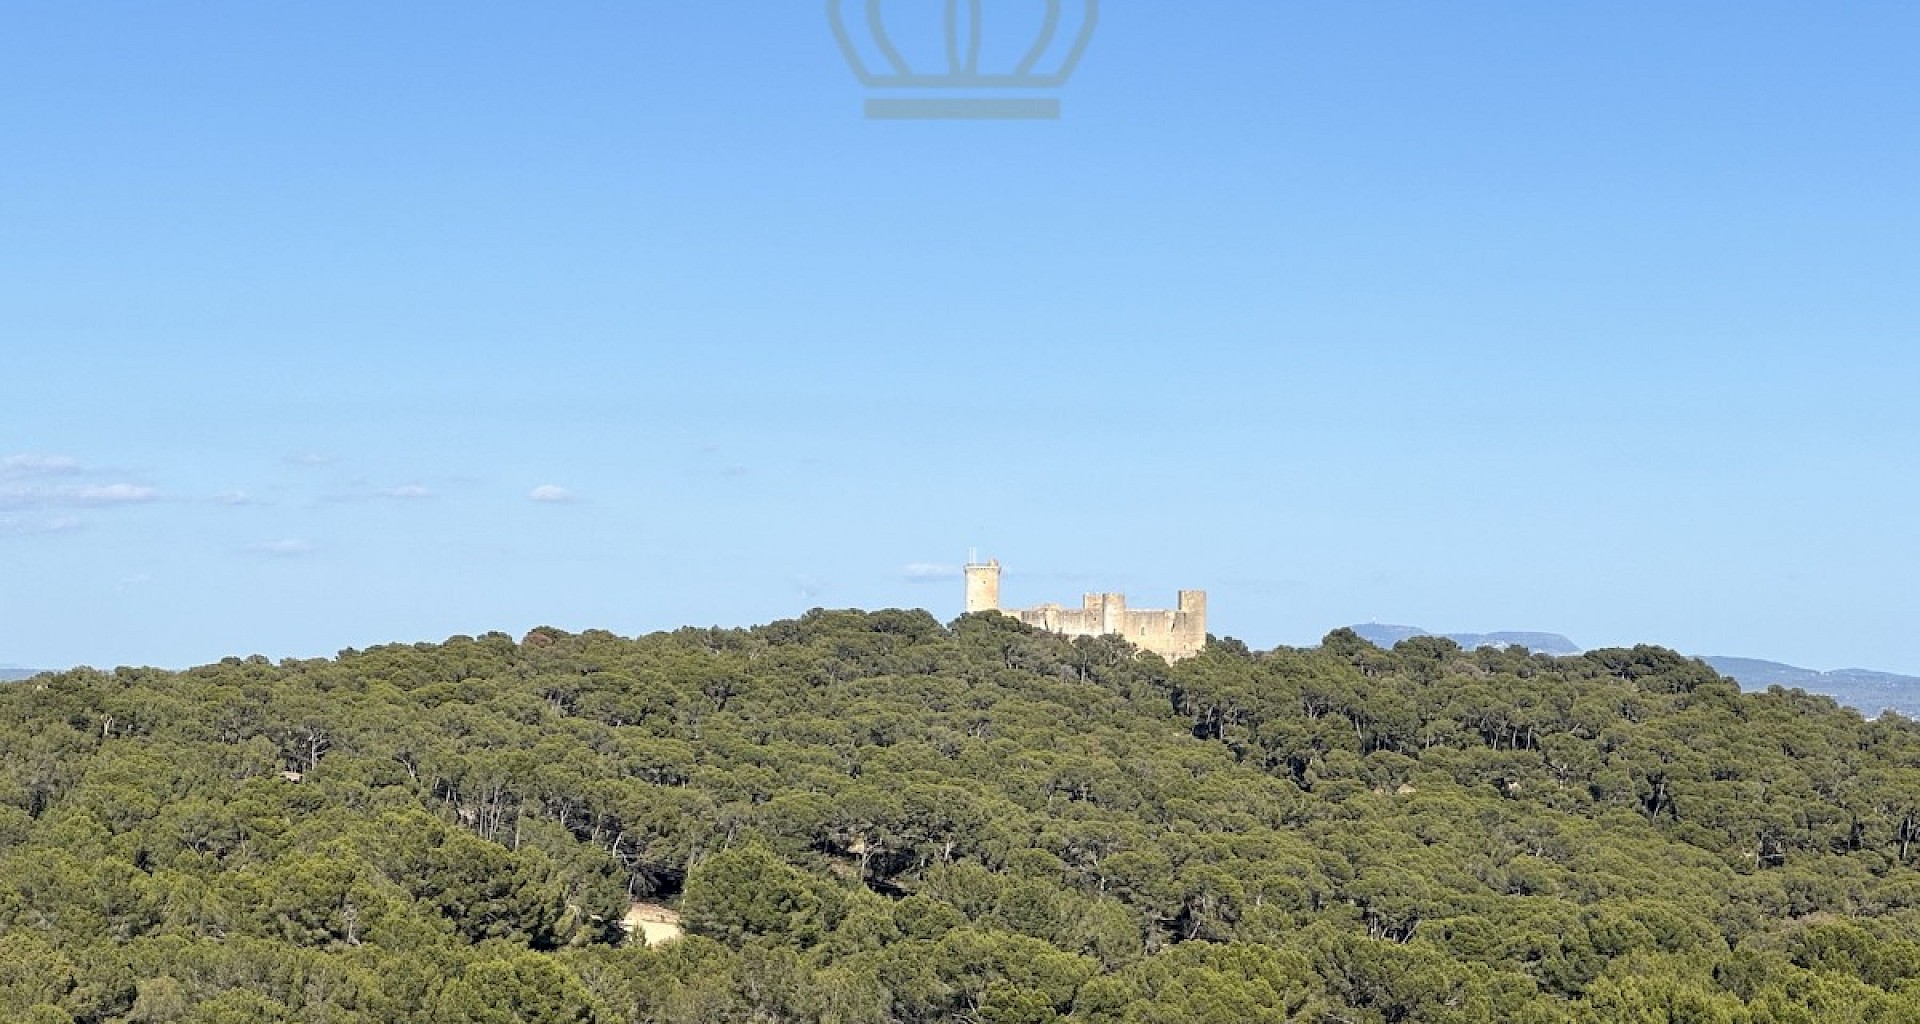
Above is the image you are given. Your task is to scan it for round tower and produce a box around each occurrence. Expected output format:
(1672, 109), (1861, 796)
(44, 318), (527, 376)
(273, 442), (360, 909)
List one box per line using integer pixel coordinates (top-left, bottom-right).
(964, 558), (1002, 614)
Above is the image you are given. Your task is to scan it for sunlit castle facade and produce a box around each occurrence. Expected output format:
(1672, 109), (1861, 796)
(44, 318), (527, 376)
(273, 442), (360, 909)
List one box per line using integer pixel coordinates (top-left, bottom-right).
(963, 557), (1207, 662)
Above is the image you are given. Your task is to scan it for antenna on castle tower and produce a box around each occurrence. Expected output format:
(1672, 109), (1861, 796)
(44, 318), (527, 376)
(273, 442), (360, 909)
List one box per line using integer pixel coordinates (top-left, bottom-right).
(968, 547), (978, 567)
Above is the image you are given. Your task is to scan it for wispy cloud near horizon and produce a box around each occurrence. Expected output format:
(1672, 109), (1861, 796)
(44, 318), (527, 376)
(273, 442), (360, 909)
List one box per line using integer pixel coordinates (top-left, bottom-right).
(0, 454), (80, 475)
(529, 485), (576, 503)
(903, 562), (962, 583)
(0, 514), (82, 537)
(68, 483), (159, 505)
(0, 454), (160, 515)
(323, 483), (437, 503)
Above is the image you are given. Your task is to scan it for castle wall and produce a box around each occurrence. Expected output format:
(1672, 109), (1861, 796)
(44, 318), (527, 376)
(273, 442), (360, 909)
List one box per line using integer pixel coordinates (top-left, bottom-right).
(964, 558), (1205, 661)
(1009, 590), (1206, 661)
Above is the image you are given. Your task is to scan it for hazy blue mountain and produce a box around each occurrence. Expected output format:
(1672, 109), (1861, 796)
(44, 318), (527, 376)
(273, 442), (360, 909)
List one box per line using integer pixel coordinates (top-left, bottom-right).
(1349, 623), (1433, 648)
(0, 670), (42, 683)
(1448, 631), (1584, 655)
(1703, 657), (1920, 718)
(1702, 657), (1826, 688)
(1348, 623), (1582, 655)
(1346, 627), (1918, 719)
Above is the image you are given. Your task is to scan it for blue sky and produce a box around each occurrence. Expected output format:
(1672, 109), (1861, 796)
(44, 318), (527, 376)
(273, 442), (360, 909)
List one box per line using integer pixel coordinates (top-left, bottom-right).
(3, 3), (1916, 674)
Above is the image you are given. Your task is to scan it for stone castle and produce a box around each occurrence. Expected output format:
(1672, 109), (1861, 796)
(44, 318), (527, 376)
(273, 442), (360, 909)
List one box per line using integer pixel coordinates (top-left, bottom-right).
(963, 558), (1208, 662)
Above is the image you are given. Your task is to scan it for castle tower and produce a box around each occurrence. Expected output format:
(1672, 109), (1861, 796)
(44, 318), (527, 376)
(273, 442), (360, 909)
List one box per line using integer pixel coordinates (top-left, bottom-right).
(964, 557), (1002, 614)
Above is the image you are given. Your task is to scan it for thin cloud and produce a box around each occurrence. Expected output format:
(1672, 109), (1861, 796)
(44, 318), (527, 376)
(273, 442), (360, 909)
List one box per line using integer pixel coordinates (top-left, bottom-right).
(249, 539), (314, 557)
(0, 481), (159, 509)
(317, 483), (436, 504)
(529, 485), (576, 503)
(69, 483), (158, 505)
(0, 455), (158, 508)
(284, 452), (336, 467)
(214, 490), (269, 506)
(0, 455), (155, 534)
(1, 454), (80, 475)
(0, 515), (82, 537)
(904, 562), (962, 583)
(0, 488), (47, 509)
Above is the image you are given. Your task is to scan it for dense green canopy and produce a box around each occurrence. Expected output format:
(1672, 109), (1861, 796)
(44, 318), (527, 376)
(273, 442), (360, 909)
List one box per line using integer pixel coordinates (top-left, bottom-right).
(3, 611), (1918, 1022)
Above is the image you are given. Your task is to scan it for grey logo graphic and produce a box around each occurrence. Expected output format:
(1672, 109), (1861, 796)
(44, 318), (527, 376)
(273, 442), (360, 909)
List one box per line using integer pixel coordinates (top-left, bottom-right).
(830, 1), (1099, 120)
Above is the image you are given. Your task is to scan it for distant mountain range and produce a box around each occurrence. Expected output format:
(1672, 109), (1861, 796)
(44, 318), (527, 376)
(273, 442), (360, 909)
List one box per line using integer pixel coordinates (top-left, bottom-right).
(1697, 658), (1920, 718)
(1346, 624), (1920, 718)
(1348, 623), (1583, 655)
(0, 669), (45, 683)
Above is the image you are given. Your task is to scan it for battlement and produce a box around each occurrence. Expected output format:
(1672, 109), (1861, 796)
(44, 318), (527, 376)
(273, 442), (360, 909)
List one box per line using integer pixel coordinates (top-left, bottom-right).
(964, 558), (1207, 661)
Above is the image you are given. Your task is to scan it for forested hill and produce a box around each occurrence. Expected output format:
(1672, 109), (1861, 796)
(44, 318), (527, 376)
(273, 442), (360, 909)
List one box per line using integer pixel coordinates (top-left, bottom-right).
(4, 614), (1920, 1023)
